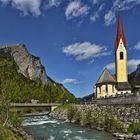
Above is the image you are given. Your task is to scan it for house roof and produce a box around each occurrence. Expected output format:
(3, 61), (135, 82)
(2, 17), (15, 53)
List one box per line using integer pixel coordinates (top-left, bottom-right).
(117, 82), (131, 90)
(96, 68), (116, 85)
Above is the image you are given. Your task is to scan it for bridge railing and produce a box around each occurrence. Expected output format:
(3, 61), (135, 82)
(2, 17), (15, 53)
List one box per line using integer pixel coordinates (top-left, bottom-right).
(10, 103), (61, 107)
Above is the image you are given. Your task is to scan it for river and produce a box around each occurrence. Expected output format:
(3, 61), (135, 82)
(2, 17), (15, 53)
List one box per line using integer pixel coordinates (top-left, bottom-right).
(22, 113), (117, 140)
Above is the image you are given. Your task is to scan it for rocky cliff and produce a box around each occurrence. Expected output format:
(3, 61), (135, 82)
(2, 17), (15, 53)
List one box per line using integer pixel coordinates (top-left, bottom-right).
(0, 44), (48, 85)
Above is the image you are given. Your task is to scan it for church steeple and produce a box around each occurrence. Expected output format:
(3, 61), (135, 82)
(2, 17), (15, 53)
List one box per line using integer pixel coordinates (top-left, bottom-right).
(115, 14), (128, 83)
(116, 14), (126, 48)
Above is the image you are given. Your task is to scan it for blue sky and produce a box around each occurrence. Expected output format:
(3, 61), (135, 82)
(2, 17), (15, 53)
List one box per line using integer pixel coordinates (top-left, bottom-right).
(0, 0), (140, 97)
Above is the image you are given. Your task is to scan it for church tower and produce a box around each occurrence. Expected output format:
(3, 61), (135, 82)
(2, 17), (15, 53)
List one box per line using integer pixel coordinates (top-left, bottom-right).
(95, 14), (131, 98)
(115, 15), (128, 83)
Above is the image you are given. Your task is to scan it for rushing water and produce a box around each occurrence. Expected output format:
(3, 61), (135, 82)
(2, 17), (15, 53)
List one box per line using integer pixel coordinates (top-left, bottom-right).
(23, 114), (117, 140)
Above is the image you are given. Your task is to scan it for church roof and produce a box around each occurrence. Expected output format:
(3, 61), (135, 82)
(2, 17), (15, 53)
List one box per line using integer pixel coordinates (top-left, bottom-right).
(115, 14), (126, 48)
(117, 82), (131, 90)
(96, 68), (116, 85)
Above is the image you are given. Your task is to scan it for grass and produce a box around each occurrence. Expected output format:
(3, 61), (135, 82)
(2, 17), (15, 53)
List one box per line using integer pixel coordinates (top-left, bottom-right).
(0, 125), (23, 140)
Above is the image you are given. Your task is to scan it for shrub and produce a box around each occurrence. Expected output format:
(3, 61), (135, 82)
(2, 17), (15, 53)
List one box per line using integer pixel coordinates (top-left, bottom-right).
(80, 109), (91, 126)
(90, 113), (98, 128)
(128, 122), (140, 135)
(72, 111), (81, 124)
(67, 107), (77, 121)
(10, 112), (22, 128)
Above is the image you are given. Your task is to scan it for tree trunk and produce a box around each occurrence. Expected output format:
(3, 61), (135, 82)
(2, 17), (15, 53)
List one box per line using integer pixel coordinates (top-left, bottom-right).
(3, 105), (9, 126)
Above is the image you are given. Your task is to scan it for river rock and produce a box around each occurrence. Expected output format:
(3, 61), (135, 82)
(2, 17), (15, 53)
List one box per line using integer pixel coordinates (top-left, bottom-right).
(132, 135), (140, 140)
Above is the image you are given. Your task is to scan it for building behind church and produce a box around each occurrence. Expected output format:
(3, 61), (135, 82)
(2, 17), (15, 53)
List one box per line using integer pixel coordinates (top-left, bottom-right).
(95, 15), (131, 98)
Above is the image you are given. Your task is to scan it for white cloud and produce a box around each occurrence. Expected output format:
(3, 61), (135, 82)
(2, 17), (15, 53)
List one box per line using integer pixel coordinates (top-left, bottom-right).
(104, 0), (140, 26)
(63, 42), (110, 61)
(65, 0), (90, 20)
(88, 59), (94, 64)
(0, 0), (10, 4)
(46, 0), (62, 8)
(134, 41), (140, 50)
(90, 3), (105, 22)
(90, 13), (98, 22)
(61, 78), (78, 84)
(115, 0), (140, 11)
(105, 62), (115, 71)
(105, 59), (140, 72)
(0, 0), (42, 16)
(128, 59), (140, 71)
(1, 0), (140, 19)
(91, 0), (99, 5)
(104, 10), (116, 26)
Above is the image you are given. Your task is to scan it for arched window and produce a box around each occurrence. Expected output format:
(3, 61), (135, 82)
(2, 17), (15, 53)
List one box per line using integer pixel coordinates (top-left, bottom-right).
(97, 87), (101, 94)
(120, 52), (124, 60)
(99, 86), (101, 93)
(112, 85), (115, 93)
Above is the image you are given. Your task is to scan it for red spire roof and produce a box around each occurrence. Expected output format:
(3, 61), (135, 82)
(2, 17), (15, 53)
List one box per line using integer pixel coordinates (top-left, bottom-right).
(115, 14), (126, 48)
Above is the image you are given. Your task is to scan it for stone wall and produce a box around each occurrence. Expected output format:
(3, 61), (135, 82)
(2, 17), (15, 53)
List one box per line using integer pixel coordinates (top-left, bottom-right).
(91, 95), (140, 105)
(78, 104), (139, 124)
(51, 104), (140, 126)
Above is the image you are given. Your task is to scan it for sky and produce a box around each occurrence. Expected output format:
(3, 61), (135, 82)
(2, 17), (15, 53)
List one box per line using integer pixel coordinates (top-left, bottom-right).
(0, 0), (140, 97)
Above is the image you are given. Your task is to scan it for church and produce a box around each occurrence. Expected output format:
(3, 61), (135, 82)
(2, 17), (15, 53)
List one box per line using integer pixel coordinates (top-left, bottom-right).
(95, 15), (132, 98)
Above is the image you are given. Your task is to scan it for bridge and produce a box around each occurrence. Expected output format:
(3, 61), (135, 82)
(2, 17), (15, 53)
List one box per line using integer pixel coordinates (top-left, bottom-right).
(10, 103), (61, 114)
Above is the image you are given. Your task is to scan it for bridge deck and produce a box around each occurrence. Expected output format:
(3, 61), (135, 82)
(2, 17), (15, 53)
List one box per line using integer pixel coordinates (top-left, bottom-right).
(10, 103), (61, 107)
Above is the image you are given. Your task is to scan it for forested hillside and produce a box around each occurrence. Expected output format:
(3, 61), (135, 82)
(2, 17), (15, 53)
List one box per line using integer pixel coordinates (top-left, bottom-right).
(129, 64), (140, 87)
(0, 49), (76, 103)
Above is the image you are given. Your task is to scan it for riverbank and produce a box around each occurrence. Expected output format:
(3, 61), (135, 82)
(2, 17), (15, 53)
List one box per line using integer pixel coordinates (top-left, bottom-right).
(9, 125), (34, 140)
(0, 124), (23, 140)
(0, 106), (38, 140)
(0, 123), (34, 140)
(7, 106), (50, 140)
(50, 104), (140, 140)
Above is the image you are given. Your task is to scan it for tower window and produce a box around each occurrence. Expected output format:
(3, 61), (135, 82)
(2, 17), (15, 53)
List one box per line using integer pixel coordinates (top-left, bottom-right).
(120, 52), (124, 60)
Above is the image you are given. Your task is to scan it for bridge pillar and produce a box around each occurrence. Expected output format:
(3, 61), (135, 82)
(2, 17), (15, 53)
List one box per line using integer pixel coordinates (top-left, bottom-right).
(51, 106), (58, 112)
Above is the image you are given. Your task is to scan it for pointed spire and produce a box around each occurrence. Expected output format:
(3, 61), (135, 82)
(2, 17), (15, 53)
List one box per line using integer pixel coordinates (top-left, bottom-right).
(116, 14), (126, 48)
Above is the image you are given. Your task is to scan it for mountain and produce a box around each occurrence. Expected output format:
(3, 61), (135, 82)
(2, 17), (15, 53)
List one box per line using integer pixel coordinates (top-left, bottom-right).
(0, 44), (76, 103)
(77, 93), (94, 103)
(129, 64), (140, 87)
(1, 44), (49, 84)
